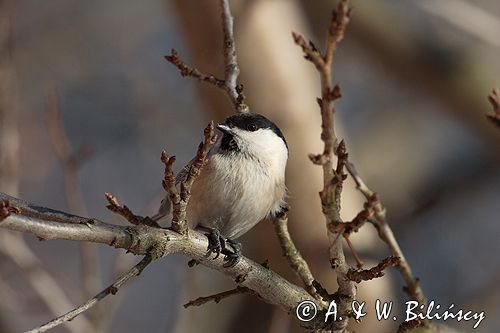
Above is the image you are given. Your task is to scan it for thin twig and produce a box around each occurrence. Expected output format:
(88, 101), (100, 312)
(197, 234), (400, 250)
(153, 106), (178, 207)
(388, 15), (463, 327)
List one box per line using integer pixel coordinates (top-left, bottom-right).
(180, 122), (217, 200)
(396, 318), (422, 333)
(345, 162), (428, 305)
(328, 205), (372, 236)
(164, 49), (225, 88)
(343, 236), (363, 268)
(183, 286), (252, 308)
(486, 88), (500, 128)
(0, 199), (19, 221)
(347, 256), (400, 283)
(165, 0), (248, 112)
(24, 254), (153, 333)
(105, 192), (160, 228)
(219, 0), (247, 112)
(160, 150), (180, 213)
(293, 1), (354, 331)
(328, 197), (375, 269)
(0, 206), (75, 331)
(161, 122), (217, 235)
(98, 192), (166, 332)
(271, 208), (324, 303)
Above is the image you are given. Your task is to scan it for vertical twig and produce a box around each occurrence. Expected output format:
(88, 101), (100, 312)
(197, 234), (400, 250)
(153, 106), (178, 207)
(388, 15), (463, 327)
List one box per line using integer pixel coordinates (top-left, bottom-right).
(166, 0), (248, 113)
(272, 209), (323, 303)
(219, 0), (247, 112)
(161, 122), (217, 235)
(293, 1), (354, 331)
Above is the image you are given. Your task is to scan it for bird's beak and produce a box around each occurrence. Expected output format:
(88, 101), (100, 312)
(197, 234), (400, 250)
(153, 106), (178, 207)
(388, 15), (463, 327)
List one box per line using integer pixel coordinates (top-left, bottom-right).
(216, 123), (232, 134)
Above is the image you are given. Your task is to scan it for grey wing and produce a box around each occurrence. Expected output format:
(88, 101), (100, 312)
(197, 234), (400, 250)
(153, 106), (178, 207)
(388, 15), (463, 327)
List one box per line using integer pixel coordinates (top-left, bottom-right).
(175, 158), (194, 185)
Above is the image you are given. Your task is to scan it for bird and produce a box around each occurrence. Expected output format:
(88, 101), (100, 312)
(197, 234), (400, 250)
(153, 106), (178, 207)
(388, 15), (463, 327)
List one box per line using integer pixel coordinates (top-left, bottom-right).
(156, 112), (288, 266)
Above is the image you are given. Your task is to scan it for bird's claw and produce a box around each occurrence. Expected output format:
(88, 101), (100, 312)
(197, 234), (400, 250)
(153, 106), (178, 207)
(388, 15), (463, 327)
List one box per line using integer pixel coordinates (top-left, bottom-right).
(204, 229), (242, 267)
(205, 228), (224, 259)
(222, 239), (242, 267)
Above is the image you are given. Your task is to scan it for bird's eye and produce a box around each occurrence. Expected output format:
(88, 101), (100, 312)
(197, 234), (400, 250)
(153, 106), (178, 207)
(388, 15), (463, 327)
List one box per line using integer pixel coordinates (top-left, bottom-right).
(248, 123), (257, 131)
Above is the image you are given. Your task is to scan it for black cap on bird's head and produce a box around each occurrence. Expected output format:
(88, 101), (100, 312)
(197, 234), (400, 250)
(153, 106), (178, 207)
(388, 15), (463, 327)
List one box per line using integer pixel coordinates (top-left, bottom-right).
(216, 112), (288, 152)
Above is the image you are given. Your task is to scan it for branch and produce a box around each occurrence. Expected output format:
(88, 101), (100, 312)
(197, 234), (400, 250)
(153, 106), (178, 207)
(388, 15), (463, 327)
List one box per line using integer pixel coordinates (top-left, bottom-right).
(396, 318), (422, 333)
(219, 0), (239, 101)
(25, 254), (153, 333)
(105, 192), (160, 228)
(160, 150), (180, 223)
(0, 199), (19, 220)
(345, 162), (428, 305)
(293, 1), (354, 331)
(184, 286), (252, 308)
(0, 192), (324, 330)
(180, 122), (217, 201)
(272, 209), (323, 303)
(161, 122), (217, 235)
(333, 140), (348, 217)
(165, 0), (248, 112)
(328, 205), (372, 236)
(486, 88), (500, 128)
(164, 49), (225, 88)
(347, 256), (400, 283)
(328, 192), (377, 269)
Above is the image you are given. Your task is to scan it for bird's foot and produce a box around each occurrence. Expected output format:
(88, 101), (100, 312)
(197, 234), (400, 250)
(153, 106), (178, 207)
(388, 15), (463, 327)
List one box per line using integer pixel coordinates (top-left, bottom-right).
(223, 238), (242, 268)
(204, 228), (242, 267)
(205, 228), (225, 260)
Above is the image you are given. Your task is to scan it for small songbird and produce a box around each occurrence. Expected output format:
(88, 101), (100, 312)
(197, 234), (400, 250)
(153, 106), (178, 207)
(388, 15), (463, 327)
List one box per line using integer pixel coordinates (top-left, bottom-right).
(156, 112), (288, 266)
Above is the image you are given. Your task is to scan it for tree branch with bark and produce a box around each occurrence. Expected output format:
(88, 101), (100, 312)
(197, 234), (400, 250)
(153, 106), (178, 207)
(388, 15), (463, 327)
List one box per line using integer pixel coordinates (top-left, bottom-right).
(0, 1), (432, 332)
(0, 191), (319, 331)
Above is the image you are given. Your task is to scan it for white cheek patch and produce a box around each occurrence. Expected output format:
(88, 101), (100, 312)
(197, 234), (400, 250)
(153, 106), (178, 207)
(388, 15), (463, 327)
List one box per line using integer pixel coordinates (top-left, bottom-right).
(231, 128), (288, 179)
(234, 129), (285, 153)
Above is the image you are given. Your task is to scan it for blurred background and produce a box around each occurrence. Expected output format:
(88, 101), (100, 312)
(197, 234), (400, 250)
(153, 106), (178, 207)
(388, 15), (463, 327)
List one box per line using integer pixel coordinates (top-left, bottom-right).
(0, 0), (499, 332)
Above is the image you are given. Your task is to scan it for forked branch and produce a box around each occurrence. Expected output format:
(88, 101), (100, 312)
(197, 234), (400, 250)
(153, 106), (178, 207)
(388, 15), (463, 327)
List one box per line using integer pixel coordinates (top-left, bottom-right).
(160, 122), (217, 235)
(0, 191), (320, 331)
(165, 0), (248, 112)
(345, 162), (428, 306)
(293, 1), (354, 331)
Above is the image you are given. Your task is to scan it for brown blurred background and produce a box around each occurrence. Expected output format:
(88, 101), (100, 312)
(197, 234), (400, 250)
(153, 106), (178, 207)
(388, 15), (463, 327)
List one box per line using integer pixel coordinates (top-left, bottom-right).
(0, 0), (499, 332)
